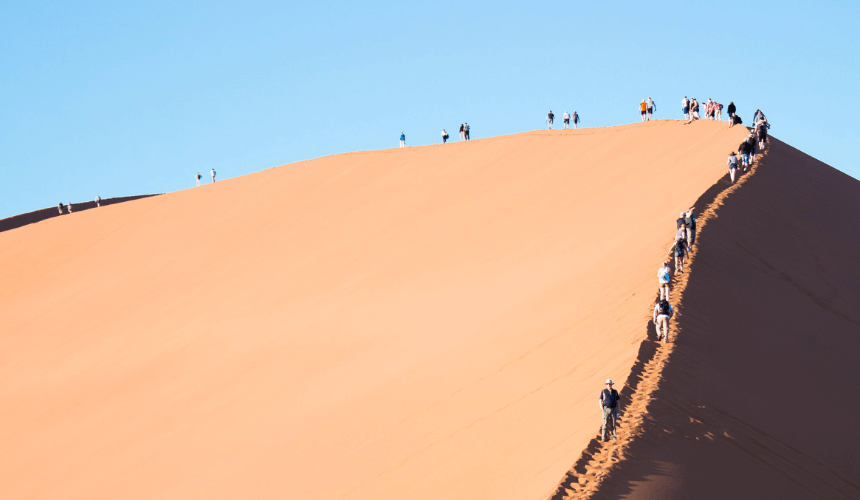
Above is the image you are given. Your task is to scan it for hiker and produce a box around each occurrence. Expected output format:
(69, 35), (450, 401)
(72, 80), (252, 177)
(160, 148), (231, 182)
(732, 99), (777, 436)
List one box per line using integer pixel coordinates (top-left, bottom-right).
(738, 139), (751, 170)
(599, 379), (621, 441)
(572, 111), (580, 129)
(727, 101), (737, 128)
(728, 151), (739, 183)
(756, 119), (769, 150)
(653, 298), (674, 343)
(747, 133), (758, 164)
(441, 129), (449, 143)
(752, 109), (762, 126)
(67, 202), (73, 214)
(647, 97), (656, 120)
(459, 124), (465, 141)
(210, 168), (216, 183)
(196, 172), (202, 186)
(658, 260), (672, 301)
(57, 203), (64, 215)
(715, 102), (723, 121)
(672, 221), (689, 273)
(399, 133), (405, 148)
(639, 100), (647, 121)
(464, 123), (470, 140)
(682, 96), (689, 120)
(684, 209), (697, 250)
(691, 98), (700, 120)
(547, 110), (554, 129)
(95, 195), (101, 208)
(563, 111), (570, 129)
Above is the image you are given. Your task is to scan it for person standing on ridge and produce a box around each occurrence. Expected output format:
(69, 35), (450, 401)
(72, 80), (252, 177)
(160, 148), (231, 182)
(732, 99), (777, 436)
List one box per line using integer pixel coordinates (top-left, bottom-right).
(546, 110), (554, 129)
(441, 129), (449, 143)
(728, 151), (739, 183)
(459, 124), (465, 141)
(653, 298), (674, 343)
(67, 202), (73, 214)
(95, 195), (101, 208)
(672, 220), (689, 273)
(682, 96), (690, 120)
(563, 111), (570, 129)
(658, 260), (672, 301)
(196, 172), (202, 186)
(399, 133), (405, 148)
(210, 168), (217, 183)
(599, 379), (621, 441)
(572, 111), (580, 129)
(647, 97), (656, 120)
(684, 208), (697, 250)
(57, 203), (64, 215)
(464, 123), (470, 140)
(640, 100), (647, 121)
(727, 101), (737, 128)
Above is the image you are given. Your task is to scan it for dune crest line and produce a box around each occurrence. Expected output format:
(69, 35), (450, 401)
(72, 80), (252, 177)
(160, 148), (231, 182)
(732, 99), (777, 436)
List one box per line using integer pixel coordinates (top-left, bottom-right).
(548, 145), (765, 500)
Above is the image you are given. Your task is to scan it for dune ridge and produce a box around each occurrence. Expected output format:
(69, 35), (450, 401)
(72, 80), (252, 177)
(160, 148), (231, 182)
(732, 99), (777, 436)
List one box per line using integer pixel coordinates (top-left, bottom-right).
(0, 121), (812, 499)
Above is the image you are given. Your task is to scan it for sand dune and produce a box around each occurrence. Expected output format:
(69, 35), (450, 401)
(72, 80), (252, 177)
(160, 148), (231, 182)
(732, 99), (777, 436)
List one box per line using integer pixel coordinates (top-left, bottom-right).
(562, 137), (860, 499)
(1, 120), (788, 499)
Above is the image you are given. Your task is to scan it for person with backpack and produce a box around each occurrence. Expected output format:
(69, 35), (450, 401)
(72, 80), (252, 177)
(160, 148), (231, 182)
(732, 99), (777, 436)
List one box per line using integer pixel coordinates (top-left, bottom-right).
(715, 102), (723, 121)
(441, 129), (449, 143)
(658, 260), (672, 301)
(95, 195), (101, 208)
(572, 111), (580, 129)
(546, 110), (554, 129)
(647, 98), (656, 120)
(747, 133), (758, 165)
(599, 379), (621, 441)
(459, 124), (465, 141)
(672, 223), (689, 273)
(210, 168), (216, 183)
(684, 208), (697, 249)
(756, 119), (769, 150)
(727, 101), (737, 128)
(57, 203), (64, 215)
(682, 96), (689, 120)
(727, 151), (739, 183)
(653, 298), (674, 343)
(196, 172), (202, 186)
(563, 111), (570, 129)
(399, 133), (406, 148)
(464, 123), (470, 140)
(639, 100), (647, 121)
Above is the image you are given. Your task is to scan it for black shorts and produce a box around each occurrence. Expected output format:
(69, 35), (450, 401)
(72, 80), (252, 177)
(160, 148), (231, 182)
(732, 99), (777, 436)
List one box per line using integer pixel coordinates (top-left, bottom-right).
(641, 111), (646, 115)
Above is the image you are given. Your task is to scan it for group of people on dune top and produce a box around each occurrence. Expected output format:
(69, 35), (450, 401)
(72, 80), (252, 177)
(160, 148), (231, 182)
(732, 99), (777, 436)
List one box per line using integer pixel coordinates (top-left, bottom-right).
(682, 96), (724, 123)
(56, 196), (101, 215)
(600, 103), (772, 443)
(546, 110), (580, 130)
(639, 98), (656, 121)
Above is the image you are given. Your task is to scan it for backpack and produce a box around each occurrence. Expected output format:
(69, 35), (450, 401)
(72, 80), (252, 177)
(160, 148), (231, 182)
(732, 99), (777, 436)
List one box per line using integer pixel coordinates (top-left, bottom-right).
(659, 268), (670, 282)
(659, 300), (672, 316)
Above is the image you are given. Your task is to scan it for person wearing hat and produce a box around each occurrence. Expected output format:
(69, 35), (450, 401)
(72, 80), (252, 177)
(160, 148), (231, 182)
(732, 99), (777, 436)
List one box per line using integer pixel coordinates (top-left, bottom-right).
(599, 379), (621, 441)
(727, 151), (739, 183)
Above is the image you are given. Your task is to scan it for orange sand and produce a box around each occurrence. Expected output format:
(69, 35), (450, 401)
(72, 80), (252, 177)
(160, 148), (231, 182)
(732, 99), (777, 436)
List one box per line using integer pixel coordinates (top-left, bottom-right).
(2, 121), (759, 499)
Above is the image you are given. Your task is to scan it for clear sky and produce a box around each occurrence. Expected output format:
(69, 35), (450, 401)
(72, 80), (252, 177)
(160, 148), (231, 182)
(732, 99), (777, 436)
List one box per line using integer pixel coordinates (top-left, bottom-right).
(2, 0), (858, 219)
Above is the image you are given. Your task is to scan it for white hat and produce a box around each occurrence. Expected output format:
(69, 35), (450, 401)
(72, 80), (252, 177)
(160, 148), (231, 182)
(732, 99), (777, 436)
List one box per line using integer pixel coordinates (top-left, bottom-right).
(605, 379), (613, 385)
(680, 212), (686, 217)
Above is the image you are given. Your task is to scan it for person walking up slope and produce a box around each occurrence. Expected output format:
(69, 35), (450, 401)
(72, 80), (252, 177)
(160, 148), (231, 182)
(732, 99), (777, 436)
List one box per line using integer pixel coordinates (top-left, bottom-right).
(441, 129), (449, 143)
(546, 110), (554, 129)
(682, 96), (689, 120)
(658, 260), (672, 301)
(572, 111), (580, 129)
(599, 380), (621, 441)
(563, 111), (570, 129)
(640, 100), (647, 121)
(196, 172), (202, 186)
(672, 219), (689, 273)
(399, 133), (406, 148)
(727, 151), (739, 183)
(647, 97), (656, 120)
(727, 101), (737, 128)
(57, 203), (64, 215)
(653, 298), (674, 343)
(210, 168), (216, 183)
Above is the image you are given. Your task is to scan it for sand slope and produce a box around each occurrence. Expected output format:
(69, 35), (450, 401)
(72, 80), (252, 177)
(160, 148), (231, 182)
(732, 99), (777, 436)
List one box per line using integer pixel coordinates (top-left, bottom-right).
(581, 138), (860, 499)
(1, 121), (749, 499)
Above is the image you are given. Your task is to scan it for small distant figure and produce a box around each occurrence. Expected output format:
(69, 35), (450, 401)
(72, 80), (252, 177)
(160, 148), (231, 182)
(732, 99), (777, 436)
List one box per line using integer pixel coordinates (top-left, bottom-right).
(653, 298), (674, 343)
(647, 97), (656, 120)
(441, 129), (449, 143)
(459, 124), (465, 141)
(464, 123), (470, 140)
(658, 260), (672, 301)
(95, 195), (101, 207)
(599, 379), (620, 441)
(399, 133), (405, 148)
(752, 109), (762, 126)
(715, 102), (723, 121)
(672, 217), (689, 273)
(705, 98), (714, 120)
(747, 133), (758, 164)
(572, 111), (580, 129)
(640, 100), (647, 121)
(67, 203), (73, 214)
(682, 96), (690, 120)
(727, 101), (737, 128)
(563, 111), (570, 129)
(684, 208), (697, 250)
(546, 110), (554, 129)
(727, 151), (739, 183)
(196, 172), (202, 186)
(756, 118), (770, 150)
(210, 168), (216, 183)
(58, 203), (64, 215)
(685, 98), (700, 124)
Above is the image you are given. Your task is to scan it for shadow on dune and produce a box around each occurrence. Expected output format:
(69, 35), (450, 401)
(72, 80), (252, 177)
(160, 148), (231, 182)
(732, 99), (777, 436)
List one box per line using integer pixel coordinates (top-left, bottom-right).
(586, 139), (860, 499)
(0, 195), (158, 234)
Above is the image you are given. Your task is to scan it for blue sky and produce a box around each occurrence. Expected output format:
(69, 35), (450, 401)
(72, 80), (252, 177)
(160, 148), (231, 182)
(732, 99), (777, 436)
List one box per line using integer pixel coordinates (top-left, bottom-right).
(2, 0), (858, 219)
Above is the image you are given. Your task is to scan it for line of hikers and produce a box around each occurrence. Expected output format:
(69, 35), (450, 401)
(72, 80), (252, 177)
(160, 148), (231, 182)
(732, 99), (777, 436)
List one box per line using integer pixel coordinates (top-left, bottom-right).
(545, 110), (580, 130)
(639, 98), (656, 121)
(726, 110), (770, 183)
(56, 196), (101, 215)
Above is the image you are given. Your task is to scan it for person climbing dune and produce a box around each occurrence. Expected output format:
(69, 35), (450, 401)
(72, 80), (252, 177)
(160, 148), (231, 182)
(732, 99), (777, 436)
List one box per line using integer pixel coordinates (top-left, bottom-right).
(658, 260), (672, 301)
(653, 298), (674, 343)
(599, 379), (620, 441)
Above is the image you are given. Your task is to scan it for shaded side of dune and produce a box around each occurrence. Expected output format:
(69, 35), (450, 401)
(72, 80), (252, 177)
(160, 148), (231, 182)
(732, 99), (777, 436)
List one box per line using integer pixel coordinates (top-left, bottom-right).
(590, 138), (860, 499)
(0, 195), (159, 234)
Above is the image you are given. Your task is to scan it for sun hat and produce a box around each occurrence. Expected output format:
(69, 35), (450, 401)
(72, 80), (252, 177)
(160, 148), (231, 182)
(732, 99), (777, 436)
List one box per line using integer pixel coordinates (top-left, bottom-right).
(606, 379), (613, 385)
